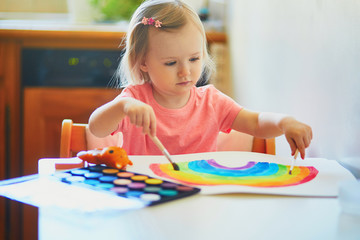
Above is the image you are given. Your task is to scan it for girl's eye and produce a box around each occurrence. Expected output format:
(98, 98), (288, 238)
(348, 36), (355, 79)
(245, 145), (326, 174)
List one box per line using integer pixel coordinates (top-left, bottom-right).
(190, 57), (200, 62)
(165, 61), (176, 66)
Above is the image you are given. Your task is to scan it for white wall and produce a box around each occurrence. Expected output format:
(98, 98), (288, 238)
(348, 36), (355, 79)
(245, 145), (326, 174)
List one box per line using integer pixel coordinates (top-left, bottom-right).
(227, 0), (360, 160)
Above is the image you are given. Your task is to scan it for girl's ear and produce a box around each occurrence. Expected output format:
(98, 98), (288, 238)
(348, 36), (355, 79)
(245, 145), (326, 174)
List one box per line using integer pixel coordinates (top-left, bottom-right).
(140, 58), (148, 72)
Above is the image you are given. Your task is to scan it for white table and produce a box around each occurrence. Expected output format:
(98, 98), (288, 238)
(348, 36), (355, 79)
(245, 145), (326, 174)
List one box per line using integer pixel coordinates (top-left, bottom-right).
(38, 190), (360, 240)
(35, 153), (360, 240)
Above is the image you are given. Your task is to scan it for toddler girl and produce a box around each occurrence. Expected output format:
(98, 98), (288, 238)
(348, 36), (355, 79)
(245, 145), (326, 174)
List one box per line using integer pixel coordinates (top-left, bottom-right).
(89, 0), (312, 159)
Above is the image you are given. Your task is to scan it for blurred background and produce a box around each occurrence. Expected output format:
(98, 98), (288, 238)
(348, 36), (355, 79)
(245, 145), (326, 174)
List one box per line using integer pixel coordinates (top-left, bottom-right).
(225, 0), (360, 165)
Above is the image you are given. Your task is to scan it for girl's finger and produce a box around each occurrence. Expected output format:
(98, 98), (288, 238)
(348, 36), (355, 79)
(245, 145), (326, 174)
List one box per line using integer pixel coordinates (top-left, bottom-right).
(129, 114), (136, 125)
(149, 110), (156, 137)
(295, 138), (306, 159)
(286, 136), (297, 155)
(299, 148), (306, 159)
(142, 113), (150, 135)
(136, 113), (144, 127)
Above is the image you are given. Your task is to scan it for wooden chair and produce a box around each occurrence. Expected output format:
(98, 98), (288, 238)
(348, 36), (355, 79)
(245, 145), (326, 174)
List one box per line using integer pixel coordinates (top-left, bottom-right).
(60, 119), (275, 158)
(252, 136), (276, 154)
(60, 119), (88, 158)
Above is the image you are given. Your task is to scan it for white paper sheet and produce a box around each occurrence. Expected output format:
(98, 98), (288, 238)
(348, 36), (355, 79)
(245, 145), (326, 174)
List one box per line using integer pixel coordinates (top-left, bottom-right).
(0, 176), (144, 213)
(126, 151), (356, 197)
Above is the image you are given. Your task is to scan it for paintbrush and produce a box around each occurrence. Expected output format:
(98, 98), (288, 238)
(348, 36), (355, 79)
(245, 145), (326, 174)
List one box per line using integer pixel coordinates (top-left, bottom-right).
(149, 135), (180, 171)
(289, 149), (299, 175)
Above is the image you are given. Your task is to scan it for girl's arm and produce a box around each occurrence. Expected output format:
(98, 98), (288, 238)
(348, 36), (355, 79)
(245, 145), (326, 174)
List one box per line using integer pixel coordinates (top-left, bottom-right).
(88, 96), (156, 138)
(231, 109), (313, 159)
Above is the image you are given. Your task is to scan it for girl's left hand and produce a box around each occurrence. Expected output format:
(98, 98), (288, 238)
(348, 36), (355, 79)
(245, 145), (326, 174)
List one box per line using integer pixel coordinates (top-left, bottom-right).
(281, 117), (313, 159)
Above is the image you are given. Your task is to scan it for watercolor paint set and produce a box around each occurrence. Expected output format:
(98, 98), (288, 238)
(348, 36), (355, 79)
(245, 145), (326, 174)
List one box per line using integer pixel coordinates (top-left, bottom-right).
(52, 165), (200, 206)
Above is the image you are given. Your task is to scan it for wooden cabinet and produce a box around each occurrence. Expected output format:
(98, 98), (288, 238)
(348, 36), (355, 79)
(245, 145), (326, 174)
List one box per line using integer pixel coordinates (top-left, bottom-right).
(0, 40), (22, 180)
(23, 88), (120, 174)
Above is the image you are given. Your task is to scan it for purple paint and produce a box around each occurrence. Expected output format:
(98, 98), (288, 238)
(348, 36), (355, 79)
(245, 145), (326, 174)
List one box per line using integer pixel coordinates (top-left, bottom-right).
(207, 159), (255, 170)
(110, 187), (129, 194)
(128, 182), (146, 190)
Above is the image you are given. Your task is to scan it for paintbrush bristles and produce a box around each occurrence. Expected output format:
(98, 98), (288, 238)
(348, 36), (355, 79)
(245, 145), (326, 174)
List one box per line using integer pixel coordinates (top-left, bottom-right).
(289, 149), (299, 175)
(163, 149), (180, 171)
(149, 135), (180, 171)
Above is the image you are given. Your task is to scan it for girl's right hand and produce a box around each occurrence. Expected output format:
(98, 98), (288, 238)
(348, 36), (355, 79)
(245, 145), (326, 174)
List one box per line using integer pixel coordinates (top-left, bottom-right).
(123, 98), (156, 136)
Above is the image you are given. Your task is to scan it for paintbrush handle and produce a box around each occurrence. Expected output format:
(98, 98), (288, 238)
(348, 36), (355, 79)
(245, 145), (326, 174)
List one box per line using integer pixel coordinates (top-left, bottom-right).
(149, 135), (166, 152)
(289, 149), (299, 173)
(294, 149), (299, 159)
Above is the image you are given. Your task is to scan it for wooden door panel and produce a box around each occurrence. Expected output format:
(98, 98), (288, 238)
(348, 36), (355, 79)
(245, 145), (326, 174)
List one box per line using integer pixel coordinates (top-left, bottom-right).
(23, 87), (120, 175)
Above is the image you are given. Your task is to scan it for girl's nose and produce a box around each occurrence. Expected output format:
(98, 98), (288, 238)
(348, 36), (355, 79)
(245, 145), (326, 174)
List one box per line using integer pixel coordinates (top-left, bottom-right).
(178, 63), (191, 78)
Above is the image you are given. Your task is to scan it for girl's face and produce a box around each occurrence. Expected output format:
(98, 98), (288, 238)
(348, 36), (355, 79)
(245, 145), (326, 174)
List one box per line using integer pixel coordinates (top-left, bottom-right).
(140, 22), (204, 107)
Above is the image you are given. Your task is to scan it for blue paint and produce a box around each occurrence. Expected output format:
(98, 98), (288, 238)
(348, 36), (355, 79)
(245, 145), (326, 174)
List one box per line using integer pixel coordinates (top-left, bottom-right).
(188, 160), (279, 177)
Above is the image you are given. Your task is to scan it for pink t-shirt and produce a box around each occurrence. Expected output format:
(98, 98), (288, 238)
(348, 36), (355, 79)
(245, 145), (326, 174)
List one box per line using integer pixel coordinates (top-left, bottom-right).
(112, 83), (242, 155)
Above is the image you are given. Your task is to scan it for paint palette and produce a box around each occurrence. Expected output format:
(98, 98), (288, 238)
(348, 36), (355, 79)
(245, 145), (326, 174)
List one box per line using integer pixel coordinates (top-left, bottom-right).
(52, 165), (200, 206)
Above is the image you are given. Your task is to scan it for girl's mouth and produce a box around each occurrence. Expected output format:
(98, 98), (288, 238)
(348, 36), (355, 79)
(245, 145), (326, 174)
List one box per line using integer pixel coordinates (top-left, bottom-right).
(176, 81), (191, 86)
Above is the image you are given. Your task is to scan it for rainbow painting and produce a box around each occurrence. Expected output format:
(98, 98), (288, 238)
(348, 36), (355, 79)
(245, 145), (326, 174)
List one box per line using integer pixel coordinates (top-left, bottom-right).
(150, 159), (319, 188)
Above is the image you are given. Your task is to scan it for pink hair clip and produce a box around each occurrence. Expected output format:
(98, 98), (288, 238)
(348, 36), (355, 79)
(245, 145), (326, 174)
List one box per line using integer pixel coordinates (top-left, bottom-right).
(141, 17), (162, 28)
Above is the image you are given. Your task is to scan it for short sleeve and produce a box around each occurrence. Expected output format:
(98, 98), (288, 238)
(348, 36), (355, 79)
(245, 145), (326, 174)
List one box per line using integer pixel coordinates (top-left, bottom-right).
(204, 85), (243, 133)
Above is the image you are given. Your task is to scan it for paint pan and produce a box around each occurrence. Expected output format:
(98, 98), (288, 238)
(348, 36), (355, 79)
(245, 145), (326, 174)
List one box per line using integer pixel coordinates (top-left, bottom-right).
(52, 165), (200, 206)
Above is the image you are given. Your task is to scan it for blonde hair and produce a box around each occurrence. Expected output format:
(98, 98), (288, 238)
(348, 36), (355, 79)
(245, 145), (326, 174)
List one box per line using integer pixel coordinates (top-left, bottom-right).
(115, 0), (215, 87)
